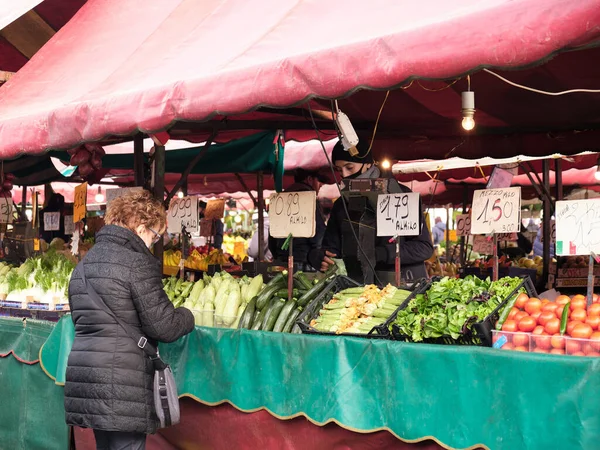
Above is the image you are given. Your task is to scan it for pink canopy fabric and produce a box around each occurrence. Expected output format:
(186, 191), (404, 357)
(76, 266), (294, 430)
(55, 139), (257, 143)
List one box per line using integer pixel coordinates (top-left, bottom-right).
(1, 0), (599, 158)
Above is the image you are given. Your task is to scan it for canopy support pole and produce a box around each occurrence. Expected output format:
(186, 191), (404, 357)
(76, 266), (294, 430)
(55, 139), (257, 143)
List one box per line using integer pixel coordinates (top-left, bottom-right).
(555, 159), (563, 200)
(234, 173), (257, 207)
(165, 131), (217, 205)
(459, 186), (468, 266)
(257, 171), (265, 261)
(134, 134), (145, 187)
(153, 145), (165, 266)
(19, 186), (27, 220)
(525, 161), (554, 214)
(542, 160), (551, 287)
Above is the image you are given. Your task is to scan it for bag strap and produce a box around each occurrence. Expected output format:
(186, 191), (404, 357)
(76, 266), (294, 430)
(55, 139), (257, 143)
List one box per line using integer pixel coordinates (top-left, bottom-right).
(76, 263), (166, 368)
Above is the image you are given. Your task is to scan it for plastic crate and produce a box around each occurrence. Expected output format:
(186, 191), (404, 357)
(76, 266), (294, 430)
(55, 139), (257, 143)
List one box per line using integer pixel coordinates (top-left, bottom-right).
(491, 330), (532, 352)
(296, 276), (423, 339)
(391, 276), (538, 347)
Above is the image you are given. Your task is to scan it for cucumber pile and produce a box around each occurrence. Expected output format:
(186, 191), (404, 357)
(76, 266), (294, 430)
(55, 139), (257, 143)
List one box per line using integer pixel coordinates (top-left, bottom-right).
(310, 284), (411, 334)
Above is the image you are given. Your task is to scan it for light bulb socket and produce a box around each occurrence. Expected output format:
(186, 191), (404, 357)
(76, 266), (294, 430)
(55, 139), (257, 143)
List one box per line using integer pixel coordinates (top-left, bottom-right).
(461, 91), (475, 110)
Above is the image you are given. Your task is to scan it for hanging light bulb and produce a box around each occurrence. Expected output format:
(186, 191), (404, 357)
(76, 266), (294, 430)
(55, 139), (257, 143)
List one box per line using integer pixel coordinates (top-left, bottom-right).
(381, 159), (391, 169)
(461, 90), (475, 131)
(177, 190), (184, 199)
(95, 186), (105, 203)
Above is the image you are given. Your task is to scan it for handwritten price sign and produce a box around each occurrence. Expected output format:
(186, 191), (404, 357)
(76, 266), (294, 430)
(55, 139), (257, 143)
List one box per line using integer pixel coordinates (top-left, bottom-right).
(470, 187), (521, 235)
(472, 235), (494, 254)
(456, 213), (471, 237)
(73, 182), (87, 223)
(555, 199), (600, 256)
(43, 212), (60, 231)
(376, 193), (420, 237)
(269, 191), (316, 238)
(167, 196), (199, 234)
(0, 198), (13, 224)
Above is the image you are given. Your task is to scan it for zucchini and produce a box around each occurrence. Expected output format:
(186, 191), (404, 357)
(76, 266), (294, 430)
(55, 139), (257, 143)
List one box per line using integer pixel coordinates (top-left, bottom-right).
(273, 300), (297, 332)
(251, 310), (261, 327)
(252, 297), (277, 330)
(294, 272), (313, 290)
(262, 299), (286, 331)
(255, 283), (283, 311)
(275, 288), (300, 299)
(282, 308), (302, 333)
(291, 324), (302, 334)
(266, 272), (285, 287)
(238, 297), (257, 329)
(297, 277), (333, 307)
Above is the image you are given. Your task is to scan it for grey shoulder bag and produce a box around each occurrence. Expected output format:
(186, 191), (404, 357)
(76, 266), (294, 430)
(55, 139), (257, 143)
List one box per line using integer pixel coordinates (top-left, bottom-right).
(76, 263), (180, 428)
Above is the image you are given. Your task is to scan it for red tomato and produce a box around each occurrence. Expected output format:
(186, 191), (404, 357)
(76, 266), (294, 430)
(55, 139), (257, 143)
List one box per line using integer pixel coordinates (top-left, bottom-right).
(518, 317), (536, 332)
(532, 325), (545, 335)
(542, 303), (559, 315)
(555, 305), (570, 320)
(524, 298), (542, 315)
(513, 333), (529, 348)
(532, 334), (552, 350)
(589, 331), (600, 352)
(585, 351), (600, 357)
(587, 304), (600, 317)
(571, 308), (587, 323)
(513, 345), (528, 352)
(514, 293), (530, 310)
(550, 348), (565, 355)
(555, 295), (571, 306)
(545, 318), (561, 335)
(572, 351), (586, 357)
(514, 311), (529, 322)
(541, 298), (550, 305)
(572, 323), (594, 339)
(538, 311), (556, 327)
(593, 294), (599, 303)
(567, 320), (584, 336)
(551, 334), (565, 349)
(571, 297), (587, 311)
(502, 320), (518, 333)
(566, 339), (582, 354)
(507, 307), (519, 320)
(533, 348), (548, 354)
(585, 316), (600, 331)
(530, 311), (542, 322)
(581, 343), (594, 355)
(501, 342), (514, 350)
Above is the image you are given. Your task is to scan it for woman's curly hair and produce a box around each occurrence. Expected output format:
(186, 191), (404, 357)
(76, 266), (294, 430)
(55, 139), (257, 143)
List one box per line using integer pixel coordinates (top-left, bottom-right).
(105, 189), (166, 234)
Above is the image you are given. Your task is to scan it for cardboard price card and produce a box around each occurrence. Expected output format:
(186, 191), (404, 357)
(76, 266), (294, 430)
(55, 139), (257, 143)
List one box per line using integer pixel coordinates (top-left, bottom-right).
(376, 192), (420, 237)
(73, 182), (88, 223)
(167, 196), (199, 234)
(43, 212), (60, 231)
(472, 235), (494, 255)
(470, 187), (521, 235)
(204, 199), (225, 220)
(0, 198), (13, 224)
(269, 191), (316, 238)
(555, 199), (600, 256)
(455, 213), (471, 237)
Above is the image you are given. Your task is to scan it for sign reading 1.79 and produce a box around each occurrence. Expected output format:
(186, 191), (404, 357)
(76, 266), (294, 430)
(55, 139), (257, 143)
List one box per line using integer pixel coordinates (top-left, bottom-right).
(470, 187), (521, 235)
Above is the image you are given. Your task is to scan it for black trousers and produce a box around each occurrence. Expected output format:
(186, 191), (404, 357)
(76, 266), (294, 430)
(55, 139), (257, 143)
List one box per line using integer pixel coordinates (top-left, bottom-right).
(93, 429), (147, 450)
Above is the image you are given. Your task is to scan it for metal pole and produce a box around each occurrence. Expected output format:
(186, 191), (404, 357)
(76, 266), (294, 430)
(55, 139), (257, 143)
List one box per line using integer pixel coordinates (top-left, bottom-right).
(542, 160), (551, 286)
(134, 134), (145, 187)
(20, 186), (27, 220)
(459, 186), (468, 266)
(555, 159), (563, 200)
(153, 145), (166, 266)
(257, 171), (265, 261)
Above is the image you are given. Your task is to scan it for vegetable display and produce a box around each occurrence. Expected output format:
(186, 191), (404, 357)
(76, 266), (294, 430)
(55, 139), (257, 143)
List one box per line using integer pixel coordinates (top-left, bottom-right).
(309, 284), (411, 334)
(393, 276), (524, 342)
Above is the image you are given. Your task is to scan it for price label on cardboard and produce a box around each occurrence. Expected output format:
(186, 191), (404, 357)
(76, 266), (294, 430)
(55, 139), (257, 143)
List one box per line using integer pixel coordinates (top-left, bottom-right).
(269, 191), (316, 238)
(456, 213), (471, 237)
(73, 182), (88, 223)
(43, 212), (60, 231)
(472, 235), (494, 254)
(471, 187), (521, 235)
(0, 198), (13, 224)
(64, 216), (74, 235)
(555, 199), (600, 256)
(167, 196), (199, 234)
(376, 193), (420, 237)
(204, 199), (225, 220)
(199, 219), (214, 237)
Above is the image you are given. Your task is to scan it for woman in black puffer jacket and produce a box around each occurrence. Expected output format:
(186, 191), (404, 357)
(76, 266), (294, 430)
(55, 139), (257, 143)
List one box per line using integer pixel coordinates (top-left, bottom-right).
(65, 190), (194, 450)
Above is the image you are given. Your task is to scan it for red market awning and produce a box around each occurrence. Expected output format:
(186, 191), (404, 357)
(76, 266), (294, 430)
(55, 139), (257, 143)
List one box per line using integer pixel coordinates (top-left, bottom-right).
(1, 0), (599, 159)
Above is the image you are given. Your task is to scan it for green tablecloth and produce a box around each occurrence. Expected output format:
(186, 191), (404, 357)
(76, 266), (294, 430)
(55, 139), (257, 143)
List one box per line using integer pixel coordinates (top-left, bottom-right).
(0, 317), (69, 450)
(39, 316), (600, 450)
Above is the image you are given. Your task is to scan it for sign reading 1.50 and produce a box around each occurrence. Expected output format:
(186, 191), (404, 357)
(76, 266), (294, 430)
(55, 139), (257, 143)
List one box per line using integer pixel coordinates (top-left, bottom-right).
(470, 187), (521, 235)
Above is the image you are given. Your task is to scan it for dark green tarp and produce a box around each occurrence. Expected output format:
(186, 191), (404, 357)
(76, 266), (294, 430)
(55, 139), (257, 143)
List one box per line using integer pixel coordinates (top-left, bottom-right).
(40, 316), (600, 450)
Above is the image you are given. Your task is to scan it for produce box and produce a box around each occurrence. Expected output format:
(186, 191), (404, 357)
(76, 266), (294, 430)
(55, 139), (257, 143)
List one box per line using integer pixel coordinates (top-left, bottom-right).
(492, 330), (531, 352)
(391, 276), (538, 347)
(297, 276), (424, 339)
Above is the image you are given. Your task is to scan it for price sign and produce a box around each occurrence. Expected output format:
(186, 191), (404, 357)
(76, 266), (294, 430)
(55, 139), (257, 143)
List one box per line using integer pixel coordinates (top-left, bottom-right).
(269, 191), (316, 238)
(43, 212), (60, 231)
(456, 213), (471, 237)
(64, 216), (75, 235)
(167, 196), (199, 234)
(0, 198), (13, 224)
(472, 235), (494, 254)
(555, 199), (600, 256)
(496, 233), (517, 242)
(376, 193), (420, 237)
(106, 187), (143, 205)
(73, 182), (88, 223)
(199, 219), (214, 237)
(204, 199), (225, 220)
(471, 187), (521, 235)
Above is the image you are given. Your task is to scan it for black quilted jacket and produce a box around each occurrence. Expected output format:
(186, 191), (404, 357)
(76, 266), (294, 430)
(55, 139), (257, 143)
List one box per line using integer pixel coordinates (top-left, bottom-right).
(64, 225), (194, 434)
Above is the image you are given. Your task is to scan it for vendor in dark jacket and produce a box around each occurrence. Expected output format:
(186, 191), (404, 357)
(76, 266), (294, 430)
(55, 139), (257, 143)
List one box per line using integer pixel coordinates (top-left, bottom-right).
(65, 190), (195, 450)
(308, 141), (433, 284)
(269, 169), (327, 271)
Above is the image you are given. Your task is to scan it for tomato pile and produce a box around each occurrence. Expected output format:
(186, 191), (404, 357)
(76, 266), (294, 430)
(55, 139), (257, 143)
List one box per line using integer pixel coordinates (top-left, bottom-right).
(493, 292), (600, 356)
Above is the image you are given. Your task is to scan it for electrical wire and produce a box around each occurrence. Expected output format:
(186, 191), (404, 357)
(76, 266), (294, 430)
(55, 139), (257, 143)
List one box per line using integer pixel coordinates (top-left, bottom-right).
(307, 102), (382, 286)
(484, 68), (600, 95)
(357, 90), (390, 160)
(416, 78), (460, 92)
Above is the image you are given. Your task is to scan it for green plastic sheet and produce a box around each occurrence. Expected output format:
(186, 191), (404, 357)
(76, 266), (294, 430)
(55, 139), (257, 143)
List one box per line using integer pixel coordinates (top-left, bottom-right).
(0, 318), (69, 450)
(40, 316), (600, 450)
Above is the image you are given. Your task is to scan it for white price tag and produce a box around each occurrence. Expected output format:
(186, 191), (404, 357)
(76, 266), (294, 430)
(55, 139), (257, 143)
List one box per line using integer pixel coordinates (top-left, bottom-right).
(376, 193), (420, 237)
(456, 213), (471, 237)
(64, 216), (75, 235)
(269, 191), (316, 238)
(0, 198), (13, 224)
(43, 212), (60, 231)
(106, 187), (143, 205)
(167, 196), (199, 234)
(471, 187), (521, 235)
(472, 235), (494, 254)
(555, 199), (600, 256)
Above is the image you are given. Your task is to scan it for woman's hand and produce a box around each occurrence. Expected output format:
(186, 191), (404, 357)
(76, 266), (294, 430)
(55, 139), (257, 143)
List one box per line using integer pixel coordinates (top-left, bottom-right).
(320, 251), (337, 272)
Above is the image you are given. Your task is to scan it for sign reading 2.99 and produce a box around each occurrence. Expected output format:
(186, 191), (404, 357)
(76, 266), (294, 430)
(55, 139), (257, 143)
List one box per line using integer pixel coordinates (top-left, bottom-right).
(470, 187), (521, 235)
